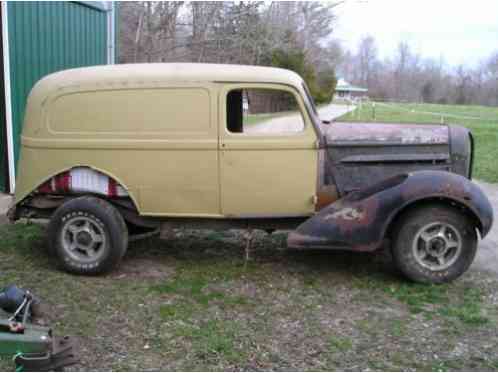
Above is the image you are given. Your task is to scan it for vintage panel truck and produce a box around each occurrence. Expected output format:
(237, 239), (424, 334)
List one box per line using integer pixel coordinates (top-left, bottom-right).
(8, 63), (493, 283)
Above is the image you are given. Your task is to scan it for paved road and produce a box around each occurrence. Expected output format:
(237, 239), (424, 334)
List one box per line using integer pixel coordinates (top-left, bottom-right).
(471, 181), (498, 274)
(245, 103), (355, 134)
(317, 103), (356, 121)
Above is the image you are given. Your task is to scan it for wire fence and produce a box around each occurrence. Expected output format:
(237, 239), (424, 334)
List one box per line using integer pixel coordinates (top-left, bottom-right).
(338, 99), (498, 124)
(376, 101), (498, 122)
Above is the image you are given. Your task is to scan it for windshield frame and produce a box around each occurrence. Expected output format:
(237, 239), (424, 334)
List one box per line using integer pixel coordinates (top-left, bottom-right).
(300, 81), (325, 143)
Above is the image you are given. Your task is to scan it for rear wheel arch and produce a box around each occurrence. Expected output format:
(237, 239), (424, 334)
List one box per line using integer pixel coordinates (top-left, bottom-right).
(12, 166), (143, 226)
(27, 165), (140, 211)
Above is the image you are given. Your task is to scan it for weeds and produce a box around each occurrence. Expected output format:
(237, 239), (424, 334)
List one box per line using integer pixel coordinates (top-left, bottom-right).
(0, 224), (496, 371)
(328, 335), (353, 352)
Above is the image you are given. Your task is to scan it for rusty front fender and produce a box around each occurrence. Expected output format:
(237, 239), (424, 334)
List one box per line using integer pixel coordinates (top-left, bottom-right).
(287, 171), (493, 252)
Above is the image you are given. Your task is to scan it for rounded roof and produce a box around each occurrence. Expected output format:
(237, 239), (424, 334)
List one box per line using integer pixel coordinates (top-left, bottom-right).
(34, 63), (304, 90)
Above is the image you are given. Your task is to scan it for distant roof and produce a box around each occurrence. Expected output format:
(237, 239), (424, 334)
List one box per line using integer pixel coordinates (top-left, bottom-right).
(76, 1), (110, 12)
(35, 63), (304, 91)
(335, 78), (368, 92)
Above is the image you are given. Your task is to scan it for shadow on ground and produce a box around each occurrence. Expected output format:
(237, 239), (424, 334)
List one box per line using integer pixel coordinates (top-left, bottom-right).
(121, 229), (401, 283)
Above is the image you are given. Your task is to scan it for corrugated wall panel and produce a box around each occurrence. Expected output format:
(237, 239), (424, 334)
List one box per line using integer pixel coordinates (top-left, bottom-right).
(0, 6), (7, 191)
(7, 1), (108, 170)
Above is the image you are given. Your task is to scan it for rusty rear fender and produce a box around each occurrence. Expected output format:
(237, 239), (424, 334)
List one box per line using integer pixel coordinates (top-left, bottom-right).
(288, 171), (493, 251)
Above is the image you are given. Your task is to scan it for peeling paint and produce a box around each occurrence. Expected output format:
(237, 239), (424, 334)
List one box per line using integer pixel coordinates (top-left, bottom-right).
(326, 207), (365, 221)
(289, 171), (493, 252)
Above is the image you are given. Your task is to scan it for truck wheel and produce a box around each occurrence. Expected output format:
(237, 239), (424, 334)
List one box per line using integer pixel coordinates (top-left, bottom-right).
(47, 196), (128, 275)
(392, 204), (477, 284)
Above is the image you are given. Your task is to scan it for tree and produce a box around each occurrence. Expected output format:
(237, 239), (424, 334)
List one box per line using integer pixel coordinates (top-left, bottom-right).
(487, 51), (498, 105)
(118, 2), (345, 104)
(357, 35), (378, 88)
(393, 41), (410, 100)
(270, 49), (336, 103)
(421, 81), (435, 103)
(455, 65), (472, 105)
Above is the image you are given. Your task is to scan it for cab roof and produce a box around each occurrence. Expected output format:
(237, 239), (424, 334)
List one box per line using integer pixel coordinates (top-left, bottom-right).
(34, 63), (305, 91)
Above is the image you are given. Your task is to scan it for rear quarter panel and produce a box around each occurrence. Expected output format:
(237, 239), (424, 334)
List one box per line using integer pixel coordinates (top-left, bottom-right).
(16, 82), (222, 217)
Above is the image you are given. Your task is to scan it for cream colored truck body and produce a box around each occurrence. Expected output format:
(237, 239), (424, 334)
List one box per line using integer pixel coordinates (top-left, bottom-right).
(15, 63), (319, 218)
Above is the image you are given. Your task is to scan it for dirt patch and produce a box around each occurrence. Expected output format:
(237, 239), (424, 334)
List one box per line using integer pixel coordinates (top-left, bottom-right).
(1, 222), (498, 371)
(110, 258), (175, 280)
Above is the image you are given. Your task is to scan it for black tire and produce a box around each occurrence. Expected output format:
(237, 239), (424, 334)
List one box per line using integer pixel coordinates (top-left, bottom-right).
(47, 196), (128, 275)
(392, 204), (477, 284)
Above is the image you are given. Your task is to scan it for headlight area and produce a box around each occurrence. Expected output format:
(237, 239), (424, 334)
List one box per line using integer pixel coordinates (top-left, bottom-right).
(449, 125), (473, 179)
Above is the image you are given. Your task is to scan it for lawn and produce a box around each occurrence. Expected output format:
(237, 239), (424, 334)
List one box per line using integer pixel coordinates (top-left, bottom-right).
(338, 102), (498, 183)
(1, 223), (497, 371)
(244, 113), (283, 126)
(244, 111), (297, 126)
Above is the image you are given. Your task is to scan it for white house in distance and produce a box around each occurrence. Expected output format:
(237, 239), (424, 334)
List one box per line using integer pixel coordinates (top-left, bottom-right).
(334, 78), (368, 101)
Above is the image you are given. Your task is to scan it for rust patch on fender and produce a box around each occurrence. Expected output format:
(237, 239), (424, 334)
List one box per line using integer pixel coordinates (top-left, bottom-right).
(288, 170), (494, 252)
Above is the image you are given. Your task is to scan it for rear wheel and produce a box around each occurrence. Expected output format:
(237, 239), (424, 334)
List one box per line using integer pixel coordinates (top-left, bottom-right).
(392, 204), (477, 284)
(48, 196), (128, 275)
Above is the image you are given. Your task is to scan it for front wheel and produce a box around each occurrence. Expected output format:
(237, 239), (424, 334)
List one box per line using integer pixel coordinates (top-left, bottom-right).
(48, 196), (128, 275)
(392, 204), (477, 284)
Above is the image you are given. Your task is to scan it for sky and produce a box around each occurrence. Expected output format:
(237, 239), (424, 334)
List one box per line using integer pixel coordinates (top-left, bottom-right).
(333, 0), (498, 67)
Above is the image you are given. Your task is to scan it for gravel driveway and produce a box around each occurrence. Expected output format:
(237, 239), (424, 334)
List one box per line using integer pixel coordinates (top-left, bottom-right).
(472, 181), (498, 274)
(245, 103), (356, 134)
(317, 103), (357, 122)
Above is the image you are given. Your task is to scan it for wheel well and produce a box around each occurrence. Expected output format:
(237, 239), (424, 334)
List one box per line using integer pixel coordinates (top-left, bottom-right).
(17, 166), (141, 218)
(385, 197), (483, 240)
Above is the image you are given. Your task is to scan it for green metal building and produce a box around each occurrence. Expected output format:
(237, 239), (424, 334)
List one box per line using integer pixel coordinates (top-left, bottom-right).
(0, 1), (116, 193)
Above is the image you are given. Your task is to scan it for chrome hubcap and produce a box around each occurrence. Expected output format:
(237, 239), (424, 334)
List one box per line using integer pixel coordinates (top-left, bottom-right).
(61, 216), (106, 262)
(412, 222), (462, 271)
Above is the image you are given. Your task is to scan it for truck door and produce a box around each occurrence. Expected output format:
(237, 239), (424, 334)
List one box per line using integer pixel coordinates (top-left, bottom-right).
(219, 84), (318, 217)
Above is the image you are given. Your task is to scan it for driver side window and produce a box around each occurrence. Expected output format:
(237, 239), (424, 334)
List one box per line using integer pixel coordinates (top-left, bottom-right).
(226, 88), (305, 135)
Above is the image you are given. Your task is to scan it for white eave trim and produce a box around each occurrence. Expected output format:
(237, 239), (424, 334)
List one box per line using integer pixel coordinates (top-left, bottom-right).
(1, 2), (15, 194)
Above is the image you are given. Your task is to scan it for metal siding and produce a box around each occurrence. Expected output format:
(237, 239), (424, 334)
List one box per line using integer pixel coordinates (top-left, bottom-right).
(114, 2), (119, 63)
(0, 7), (6, 191)
(7, 1), (108, 170)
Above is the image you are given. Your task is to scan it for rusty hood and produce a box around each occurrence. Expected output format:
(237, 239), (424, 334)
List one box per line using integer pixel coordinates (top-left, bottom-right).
(321, 122), (457, 195)
(323, 122), (449, 145)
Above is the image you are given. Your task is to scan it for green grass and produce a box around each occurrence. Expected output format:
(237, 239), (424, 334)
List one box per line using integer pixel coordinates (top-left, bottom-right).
(244, 112), (281, 125)
(437, 287), (489, 325)
(328, 335), (353, 352)
(0, 223), (497, 371)
(338, 101), (498, 183)
(187, 320), (244, 363)
(352, 272), (490, 326)
(244, 110), (299, 126)
(390, 319), (406, 337)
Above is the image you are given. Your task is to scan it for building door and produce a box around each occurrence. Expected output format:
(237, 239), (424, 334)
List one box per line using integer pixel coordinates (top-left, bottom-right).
(0, 7), (8, 193)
